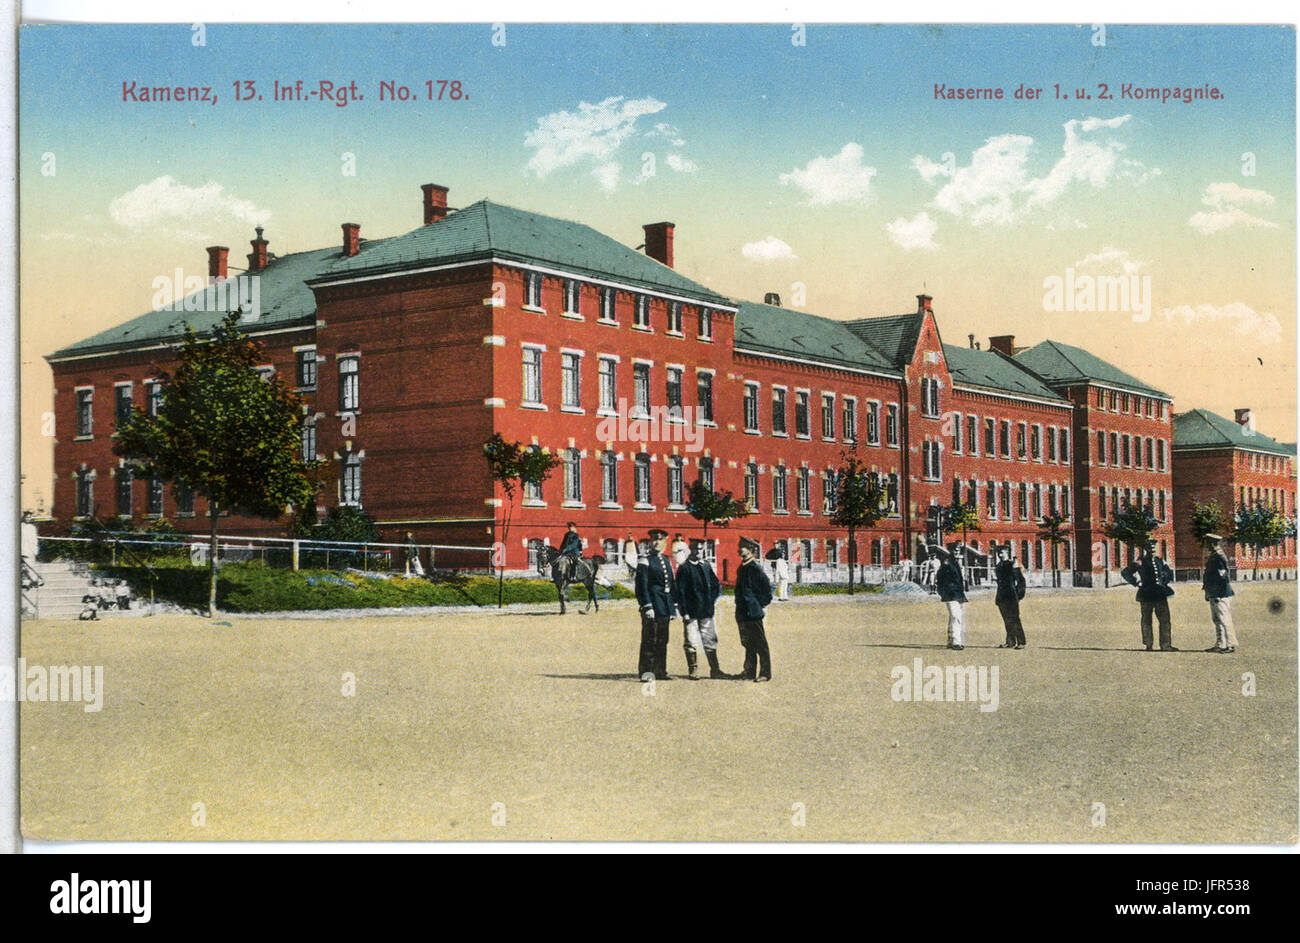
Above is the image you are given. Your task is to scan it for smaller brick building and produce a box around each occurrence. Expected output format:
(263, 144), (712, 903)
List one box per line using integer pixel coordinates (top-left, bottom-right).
(1172, 407), (1297, 577)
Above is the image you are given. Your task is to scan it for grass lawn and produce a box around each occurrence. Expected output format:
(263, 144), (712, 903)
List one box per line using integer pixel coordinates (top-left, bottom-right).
(19, 582), (1297, 843)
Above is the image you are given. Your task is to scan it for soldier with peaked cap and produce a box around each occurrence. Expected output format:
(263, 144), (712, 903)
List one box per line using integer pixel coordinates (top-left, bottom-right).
(1122, 541), (1178, 651)
(931, 544), (968, 650)
(1201, 534), (1237, 653)
(673, 538), (728, 679)
(734, 536), (774, 682)
(635, 528), (677, 680)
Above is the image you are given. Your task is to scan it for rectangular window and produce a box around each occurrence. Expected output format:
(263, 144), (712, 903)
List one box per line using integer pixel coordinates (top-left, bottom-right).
(773, 466), (788, 512)
(523, 446), (544, 502)
(1059, 428), (1069, 464)
(146, 381), (162, 417)
(1157, 438), (1167, 472)
(1145, 437), (1154, 469)
(148, 476), (164, 516)
(822, 394), (835, 439)
(842, 397), (857, 442)
(525, 272), (543, 308)
(986, 480), (997, 518)
(1122, 435), (1131, 467)
(951, 411), (963, 453)
(76, 473), (94, 518)
(889, 405), (902, 447)
(76, 389), (93, 436)
(795, 391), (810, 437)
(115, 469), (132, 518)
(698, 307), (712, 339)
(633, 363), (651, 416)
(1063, 486), (1071, 517)
(797, 467), (810, 512)
(699, 458), (714, 491)
(772, 388), (787, 435)
(598, 357), (617, 413)
(634, 454), (650, 505)
(563, 279), (581, 315)
(634, 295), (650, 329)
(1032, 484), (1042, 519)
(666, 367), (683, 418)
(1097, 430), (1107, 465)
(1000, 420), (1011, 458)
(1030, 424), (1041, 461)
(887, 473), (899, 514)
(1016, 423), (1027, 458)
(822, 470), (836, 514)
(1047, 426), (1057, 462)
(866, 402), (880, 445)
(561, 352), (582, 410)
(301, 418), (316, 461)
(565, 449), (582, 503)
(1001, 480), (1011, 519)
(296, 348), (317, 388)
(668, 302), (682, 333)
(342, 454), (362, 506)
(599, 287), (616, 322)
(521, 347), (543, 405)
(1018, 483), (1028, 519)
(696, 372), (714, 423)
(114, 385), (133, 426)
(338, 355), (360, 411)
(668, 457), (684, 507)
(744, 464), (759, 511)
(744, 383), (760, 432)
(985, 418), (996, 455)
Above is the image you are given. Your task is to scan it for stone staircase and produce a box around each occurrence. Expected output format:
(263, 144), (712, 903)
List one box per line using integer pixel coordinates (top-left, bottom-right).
(21, 559), (129, 620)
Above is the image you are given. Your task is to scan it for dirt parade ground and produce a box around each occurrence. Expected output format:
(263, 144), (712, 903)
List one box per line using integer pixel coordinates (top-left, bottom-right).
(18, 582), (1298, 844)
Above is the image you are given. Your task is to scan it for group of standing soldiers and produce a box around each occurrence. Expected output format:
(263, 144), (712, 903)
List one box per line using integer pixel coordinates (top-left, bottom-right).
(632, 529), (773, 683)
(929, 536), (1240, 653)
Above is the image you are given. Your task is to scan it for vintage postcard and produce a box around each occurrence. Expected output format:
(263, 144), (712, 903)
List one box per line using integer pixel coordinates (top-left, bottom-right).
(12, 20), (1297, 847)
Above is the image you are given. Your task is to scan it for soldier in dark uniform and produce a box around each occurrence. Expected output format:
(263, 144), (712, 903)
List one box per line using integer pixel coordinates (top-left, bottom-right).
(993, 544), (1027, 648)
(557, 521), (583, 582)
(734, 537), (773, 682)
(1121, 542), (1178, 651)
(635, 528), (677, 681)
(933, 545), (968, 650)
(1201, 534), (1237, 653)
(673, 538), (727, 679)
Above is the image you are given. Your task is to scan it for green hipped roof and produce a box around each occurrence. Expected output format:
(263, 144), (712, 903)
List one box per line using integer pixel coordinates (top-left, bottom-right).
(312, 200), (732, 306)
(1173, 409), (1295, 456)
(942, 344), (1069, 404)
(48, 245), (339, 359)
(49, 199), (731, 360)
(1014, 339), (1168, 398)
(733, 301), (900, 374)
(842, 312), (925, 366)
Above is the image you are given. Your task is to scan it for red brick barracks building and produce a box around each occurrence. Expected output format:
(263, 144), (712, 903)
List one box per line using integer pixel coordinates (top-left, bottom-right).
(44, 183), (1295, 583)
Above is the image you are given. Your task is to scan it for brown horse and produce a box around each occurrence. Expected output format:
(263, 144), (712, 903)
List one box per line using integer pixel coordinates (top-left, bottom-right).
(539, 546), (607, 614)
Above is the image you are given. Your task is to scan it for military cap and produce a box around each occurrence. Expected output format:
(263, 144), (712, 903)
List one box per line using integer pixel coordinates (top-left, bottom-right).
(647, 528), (669, 540)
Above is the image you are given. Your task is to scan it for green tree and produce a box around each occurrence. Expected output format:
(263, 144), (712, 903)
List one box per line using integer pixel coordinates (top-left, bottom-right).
(1036, 512), (1071, 588)
(831, 451), (887, 595)
(1189, 499), (1230, 549)
(1233, 503), (1296, 578)
(114, 312), (319, 617)
(483, 433), (562, 607)
(685, 477), (750, 541)
(1103, 502), (1159, 564)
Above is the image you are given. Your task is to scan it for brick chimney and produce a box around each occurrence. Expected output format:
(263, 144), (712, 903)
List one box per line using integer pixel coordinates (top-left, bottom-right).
(342, 222), (360, 257)
(763, 292), (782, 307)
(916, 293), (933, 313)
(989, 335), (1016, 356)
(207, 246), (229, 283)
(644, 221), (675, 268)
(422, 183), (449, 225)
(1235, 407), (1256, 432)
(247, 227), (268, 272)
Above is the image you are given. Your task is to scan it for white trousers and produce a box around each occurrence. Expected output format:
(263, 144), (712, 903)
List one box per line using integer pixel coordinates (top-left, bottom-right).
(946, 601), (966, 646)
(1210, 598), (1237, 649)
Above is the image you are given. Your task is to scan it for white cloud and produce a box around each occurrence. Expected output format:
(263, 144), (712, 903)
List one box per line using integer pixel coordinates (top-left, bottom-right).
(741, 236), (797, 262)
(1162, 302), (1282, 344)
(108, 176), (270, 232)
(525, 96), (667, 189)
(1074, 246), (1147, 276)
(780, 143), (878, 205)
(887, 211), (940, 251)
(1188, 182), (1278, 234)
(912, 115), (1143, 227)
(665, 153), (697, 174)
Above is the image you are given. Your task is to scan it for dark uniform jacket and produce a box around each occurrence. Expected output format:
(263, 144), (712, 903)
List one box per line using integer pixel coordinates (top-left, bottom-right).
(936, 559), (967, 603)
(674, 559), (721, 620)
(994, 560), (1026, 603)
(1202, 550), (1234, 600)
(1121, 555), (1175, 603)
(559, 532), (583, 557)
(734, 560), (772, 623)
(635, 552), (677, 618)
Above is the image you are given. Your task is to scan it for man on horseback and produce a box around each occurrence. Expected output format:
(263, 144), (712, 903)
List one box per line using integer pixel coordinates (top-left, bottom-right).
(558, 521), (584, 583)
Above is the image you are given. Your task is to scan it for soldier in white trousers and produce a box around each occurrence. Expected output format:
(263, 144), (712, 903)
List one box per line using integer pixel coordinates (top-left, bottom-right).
(1201, 534), (1238, 654)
